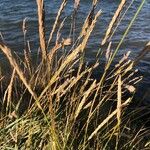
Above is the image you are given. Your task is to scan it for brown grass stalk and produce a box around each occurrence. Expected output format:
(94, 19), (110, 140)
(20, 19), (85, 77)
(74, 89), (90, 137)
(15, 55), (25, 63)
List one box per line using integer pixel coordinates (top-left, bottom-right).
(101, 0), (126, 45)
(75, 80), (97, 119)
(47, 0), (67, 47)
(36, 0), (47, 60)
(117, 75), (122, 127)
(5, 69), (16, 112)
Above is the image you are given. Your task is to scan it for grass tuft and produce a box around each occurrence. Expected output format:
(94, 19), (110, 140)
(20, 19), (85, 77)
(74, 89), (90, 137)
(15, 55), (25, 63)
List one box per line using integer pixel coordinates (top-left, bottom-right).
(0, 1), (150, 149)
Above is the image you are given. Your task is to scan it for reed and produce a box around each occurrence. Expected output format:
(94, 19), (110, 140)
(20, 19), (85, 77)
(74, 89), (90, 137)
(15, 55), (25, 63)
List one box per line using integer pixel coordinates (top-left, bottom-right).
(0, 1), (149, 149)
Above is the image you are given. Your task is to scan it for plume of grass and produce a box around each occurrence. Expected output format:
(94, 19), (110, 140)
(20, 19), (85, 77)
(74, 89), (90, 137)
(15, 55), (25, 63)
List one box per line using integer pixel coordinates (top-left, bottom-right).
(3, 69), (16, 114)
(47, 0), (67, 48)
(101, 0), (126, 46)
(36, 0), (47, 60)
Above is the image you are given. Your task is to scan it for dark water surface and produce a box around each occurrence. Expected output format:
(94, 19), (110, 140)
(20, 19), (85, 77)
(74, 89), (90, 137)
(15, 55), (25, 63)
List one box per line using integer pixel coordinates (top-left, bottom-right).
(0, 0), (150, 102)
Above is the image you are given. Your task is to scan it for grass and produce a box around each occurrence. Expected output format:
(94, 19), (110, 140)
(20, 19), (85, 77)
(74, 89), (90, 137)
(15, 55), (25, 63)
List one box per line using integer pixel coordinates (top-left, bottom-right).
(0, 0), (150, 149)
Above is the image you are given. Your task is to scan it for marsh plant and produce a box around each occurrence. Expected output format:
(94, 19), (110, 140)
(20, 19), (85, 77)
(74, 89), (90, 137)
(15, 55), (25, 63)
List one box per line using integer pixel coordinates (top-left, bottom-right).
(0, 0), (150, 149)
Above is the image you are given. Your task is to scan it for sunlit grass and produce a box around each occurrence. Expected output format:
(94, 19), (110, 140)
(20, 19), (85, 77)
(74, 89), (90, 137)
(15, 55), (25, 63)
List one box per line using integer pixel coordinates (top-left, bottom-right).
(0, 0), (150, 149)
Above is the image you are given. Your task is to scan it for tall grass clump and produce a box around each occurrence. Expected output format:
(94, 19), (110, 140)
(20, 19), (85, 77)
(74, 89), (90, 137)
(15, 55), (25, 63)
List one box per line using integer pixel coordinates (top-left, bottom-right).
(0, 0), (150, 149)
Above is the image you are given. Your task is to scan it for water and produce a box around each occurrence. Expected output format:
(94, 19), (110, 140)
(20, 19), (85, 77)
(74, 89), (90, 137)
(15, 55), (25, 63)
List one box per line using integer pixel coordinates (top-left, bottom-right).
(0, 0), (150, 102)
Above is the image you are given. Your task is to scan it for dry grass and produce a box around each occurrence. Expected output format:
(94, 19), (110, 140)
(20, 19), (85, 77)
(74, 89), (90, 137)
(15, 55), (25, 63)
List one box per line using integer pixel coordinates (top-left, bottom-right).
(37, 0), (47, 60)
(0, 0), (149, 149)
(47, 0), (67, 48)
(101, 0), (126, 46)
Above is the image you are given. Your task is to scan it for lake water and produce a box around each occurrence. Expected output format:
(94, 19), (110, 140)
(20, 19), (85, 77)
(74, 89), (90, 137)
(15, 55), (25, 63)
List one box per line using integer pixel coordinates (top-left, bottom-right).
(0, 0), (150, 102)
